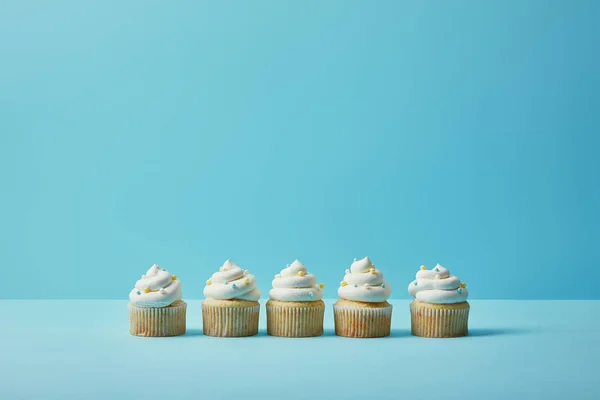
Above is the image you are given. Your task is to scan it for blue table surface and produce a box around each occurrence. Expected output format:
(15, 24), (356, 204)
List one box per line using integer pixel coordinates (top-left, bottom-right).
(1, 300), (598, 400)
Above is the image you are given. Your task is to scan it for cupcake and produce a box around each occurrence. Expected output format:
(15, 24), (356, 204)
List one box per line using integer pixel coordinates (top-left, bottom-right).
(266, 260), (325, 337)
(333, 257), (392, 338)
(128, 264), (187, 337)
(408, 263), (469, 338)
(202, 260), (261, 337)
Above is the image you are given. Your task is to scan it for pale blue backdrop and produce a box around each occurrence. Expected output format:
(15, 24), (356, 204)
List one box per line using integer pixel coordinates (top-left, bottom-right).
(1, 0), (598, 299)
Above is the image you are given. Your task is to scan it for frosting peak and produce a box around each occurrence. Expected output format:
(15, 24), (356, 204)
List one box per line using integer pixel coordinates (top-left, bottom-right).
(350, 256), (375, 273)
(269, 260), (323, 302)
(338, 257), (391, 303)
(416, 263), (450, 280)
(408, 264), (468, 304)
(204, 260), (260, 301)
(220, 259), (238, 272)
(129, 264), (182, 307)
(280, 259), (307, 277)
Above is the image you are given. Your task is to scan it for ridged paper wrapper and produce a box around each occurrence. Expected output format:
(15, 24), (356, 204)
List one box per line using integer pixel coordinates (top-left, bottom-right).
(410, 300), (469, 338)
(202, 299), (260, 337)
(266, 300), (325, 337)
(333, 299), (392, 338)
(129, 300), (187, 337)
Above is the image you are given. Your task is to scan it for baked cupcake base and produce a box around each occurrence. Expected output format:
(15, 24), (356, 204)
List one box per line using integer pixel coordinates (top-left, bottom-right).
(266, 299), (325, 337)
(129, 300), (187, 337)
(333, 299), (392, 338)
(202, 298), (260, 337)
(410, 300), (469, 338)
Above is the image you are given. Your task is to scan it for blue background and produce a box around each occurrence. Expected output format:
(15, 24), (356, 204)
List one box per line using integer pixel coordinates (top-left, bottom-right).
(1, 0), (598, 300)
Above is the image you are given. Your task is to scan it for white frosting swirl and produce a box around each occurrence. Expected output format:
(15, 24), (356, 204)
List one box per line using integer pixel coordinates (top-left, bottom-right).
(129, 264), (182, 307)
(203, 260), (260, 301)
(337, 257), (391, 302)
(269, 260), (324, 302)
(408, 264), (468, 304)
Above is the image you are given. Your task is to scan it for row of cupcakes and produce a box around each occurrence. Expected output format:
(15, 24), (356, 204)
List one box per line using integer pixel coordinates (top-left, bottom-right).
(128, 257), (470, 339)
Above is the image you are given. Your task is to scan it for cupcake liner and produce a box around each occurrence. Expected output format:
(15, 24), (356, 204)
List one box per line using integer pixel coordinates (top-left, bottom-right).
(333, 302), (392, 338)
(129, 301), (187, 337)
(266, 301), (325, 337)
(202, 301), (260, 337)
(410, 300), (469, 338)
